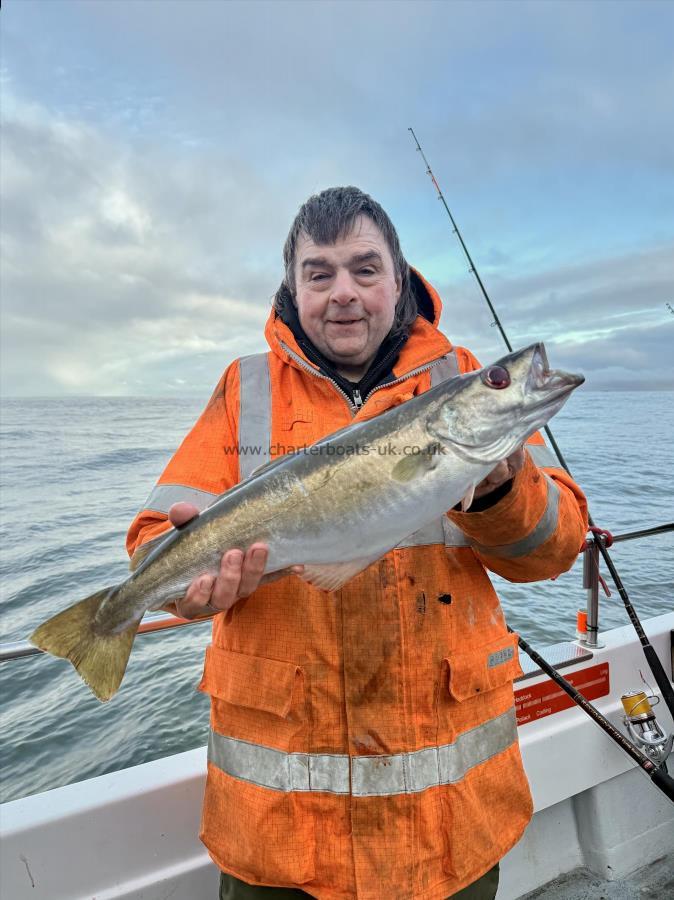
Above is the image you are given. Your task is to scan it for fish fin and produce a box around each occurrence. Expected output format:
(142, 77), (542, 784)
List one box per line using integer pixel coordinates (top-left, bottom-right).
(391, 455), (424, 483)
(129, 541), (155, 572)
(460, 484), (476, 512)
(300, 555), (382, 591)
(29, 587), (140, 702)
(391, 443), (441, 483)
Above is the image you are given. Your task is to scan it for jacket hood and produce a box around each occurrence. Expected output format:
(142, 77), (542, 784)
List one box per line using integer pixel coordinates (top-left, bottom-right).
(265, 267), (451, 377)
(409, 268), (442, 327)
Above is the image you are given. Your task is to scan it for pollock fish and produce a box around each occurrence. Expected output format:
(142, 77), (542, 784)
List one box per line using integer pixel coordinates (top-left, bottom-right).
(30, 342), (583, 701)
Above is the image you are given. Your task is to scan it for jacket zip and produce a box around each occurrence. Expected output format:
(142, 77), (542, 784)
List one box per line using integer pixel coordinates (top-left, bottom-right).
(279, 341), (362, 412)
(360, 358), (449, 405)
(279, 340), (449, 414)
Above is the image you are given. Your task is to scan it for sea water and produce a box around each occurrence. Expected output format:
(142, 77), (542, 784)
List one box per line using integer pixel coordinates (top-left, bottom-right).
(1, 392), (672, 802)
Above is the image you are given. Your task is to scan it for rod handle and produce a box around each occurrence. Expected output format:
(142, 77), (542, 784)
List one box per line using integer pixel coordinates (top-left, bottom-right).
(651, 766), (674, 802)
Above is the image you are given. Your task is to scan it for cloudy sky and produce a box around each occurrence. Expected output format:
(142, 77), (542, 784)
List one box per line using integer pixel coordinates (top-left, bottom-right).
(1, 0), (673, 396)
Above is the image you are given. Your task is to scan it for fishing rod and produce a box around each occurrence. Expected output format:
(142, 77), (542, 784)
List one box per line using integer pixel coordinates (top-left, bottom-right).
(408, 127), (674, 792)
(511, 629), (674, 801)
(408, 125), (674, 717)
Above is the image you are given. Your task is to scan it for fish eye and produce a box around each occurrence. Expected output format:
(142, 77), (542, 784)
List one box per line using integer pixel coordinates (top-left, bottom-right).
(482, 365), (511, 389)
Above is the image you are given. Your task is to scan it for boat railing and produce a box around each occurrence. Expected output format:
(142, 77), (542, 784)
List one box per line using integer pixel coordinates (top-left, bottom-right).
(1, 522), (672, 664)
(581, 522), (672, 650)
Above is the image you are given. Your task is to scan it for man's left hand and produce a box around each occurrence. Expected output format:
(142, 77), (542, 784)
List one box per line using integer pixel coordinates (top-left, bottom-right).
(473, 445), (526, 500)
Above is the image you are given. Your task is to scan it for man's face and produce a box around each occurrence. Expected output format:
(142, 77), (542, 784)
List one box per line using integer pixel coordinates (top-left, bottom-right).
(293, 216), (401, 380)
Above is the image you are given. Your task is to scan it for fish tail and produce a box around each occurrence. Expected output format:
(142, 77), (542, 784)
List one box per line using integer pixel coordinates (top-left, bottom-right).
(29, 587), (140, 702)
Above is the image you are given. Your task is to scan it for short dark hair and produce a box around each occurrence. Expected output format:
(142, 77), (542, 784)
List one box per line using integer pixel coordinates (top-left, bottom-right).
(273, 186), (417, 338)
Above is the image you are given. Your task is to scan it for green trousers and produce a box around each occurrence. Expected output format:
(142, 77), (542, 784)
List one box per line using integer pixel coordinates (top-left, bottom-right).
(219, 863), (499, 899)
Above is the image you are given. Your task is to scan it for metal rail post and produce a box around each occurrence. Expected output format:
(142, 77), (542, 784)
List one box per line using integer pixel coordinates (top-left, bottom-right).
(582, 537), (604, 648)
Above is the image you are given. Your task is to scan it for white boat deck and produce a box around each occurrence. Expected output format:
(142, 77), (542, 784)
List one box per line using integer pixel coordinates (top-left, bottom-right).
(520, 852), (674, 899)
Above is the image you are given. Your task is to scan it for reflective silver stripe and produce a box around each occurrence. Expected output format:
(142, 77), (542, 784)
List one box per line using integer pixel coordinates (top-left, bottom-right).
(471, 474), (561, 559)
(208, 731), (350, 794)
(208, 707), (516, 796)
(396, 517), (471, 549)
(430, 351), (459, 387)
(143, 483), (218, 514)
(353, 708), (516, 796)
(238, 353), (271, 481)
(527, 443), (564, 470)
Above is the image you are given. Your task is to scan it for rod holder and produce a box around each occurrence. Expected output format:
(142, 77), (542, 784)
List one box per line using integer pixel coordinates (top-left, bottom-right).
(581, 538), (605, 648)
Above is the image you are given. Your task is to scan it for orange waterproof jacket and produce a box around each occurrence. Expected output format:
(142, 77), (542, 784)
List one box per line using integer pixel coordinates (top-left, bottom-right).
(127, 273), (588, 900)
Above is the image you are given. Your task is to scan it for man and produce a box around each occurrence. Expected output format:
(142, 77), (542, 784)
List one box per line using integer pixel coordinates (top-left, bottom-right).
(127, 187), (587, 900)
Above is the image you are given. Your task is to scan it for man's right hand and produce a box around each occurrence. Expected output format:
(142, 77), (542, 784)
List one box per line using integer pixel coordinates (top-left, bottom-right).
(164, 502), (302, 619)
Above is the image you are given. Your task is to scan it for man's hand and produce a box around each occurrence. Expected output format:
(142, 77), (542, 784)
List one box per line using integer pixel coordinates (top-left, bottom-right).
(472, 445), (526, 501)
(164, 502), (302, 619)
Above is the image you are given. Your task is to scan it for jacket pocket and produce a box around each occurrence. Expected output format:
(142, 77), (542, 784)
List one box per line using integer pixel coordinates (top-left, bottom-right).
(199, 644), (303, 716)
(438, 631), (532, 883)
(446, 630), (524, 702)
(199, 645), (315, 886)
(199, 644), (308, 751)
(438, 630), (523, 745)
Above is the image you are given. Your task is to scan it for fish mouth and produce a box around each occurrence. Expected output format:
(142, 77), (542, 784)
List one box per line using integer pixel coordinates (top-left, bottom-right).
(527, 343), (584, 411)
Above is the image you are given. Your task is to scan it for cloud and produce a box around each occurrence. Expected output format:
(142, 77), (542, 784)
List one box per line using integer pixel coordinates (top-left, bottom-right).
(0, 86), (282, 395)
(425, 238), (673, 383)
(1, 1), (673, 396)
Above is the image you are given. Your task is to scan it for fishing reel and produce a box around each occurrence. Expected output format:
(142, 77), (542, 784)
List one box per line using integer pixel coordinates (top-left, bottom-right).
(621, 690), (673, 769)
